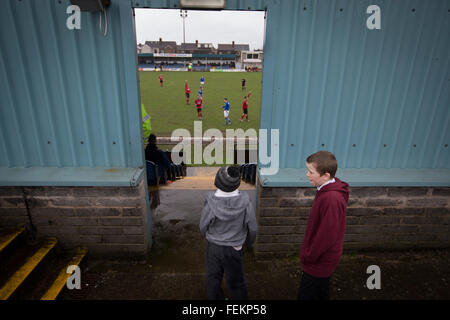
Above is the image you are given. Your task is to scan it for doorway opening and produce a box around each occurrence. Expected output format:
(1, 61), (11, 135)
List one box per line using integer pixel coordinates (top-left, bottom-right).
(134, 8), (266, 271)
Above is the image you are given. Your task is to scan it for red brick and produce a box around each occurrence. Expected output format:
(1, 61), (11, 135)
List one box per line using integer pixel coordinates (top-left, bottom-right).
(345, 216), (361, 225)
(79, 227), (122, 235)
(345, 225), (380, 234)
(279, 198), (313, 207)
(425, 208), (450, 216)
(258, 225), (306, 235)
(99, 217), (142, 226)
(123, 208), (144, 216)
(432, 188), (450, 197)
(381, 225), (419, 233)
(31, 208), (77, 217)
(365, 198), (403, 207)
(401, 217), (445, 224)
(419, 225), (449, 233)
(347, 208), (383, 216)
(72, 187), (119, 197)
(361, 216), (400, 225)
(347, 198), (364, 207)
(255, 251), (297, 260)
(255, 243), (298, 252)
(0, 197), (25, 208)
(0, 207), (28, 216)
(260, 198), (279, 207)
(406, 198), (448, 207)
(0, 187), (24, 197)
(118, 187), (141, 197)
(259, 187), (299, 198)
(349, 187), (387, 198)
(76, 208), (121, 217)
(259, 207), (308, 217)
(383, 207), (425, 216)
(257, 234), (303, 243)
(123, 226), (144, 235)
(387, 187), (429, 197)
(259, 217), (307, 226)
(101, 235), (144, 244)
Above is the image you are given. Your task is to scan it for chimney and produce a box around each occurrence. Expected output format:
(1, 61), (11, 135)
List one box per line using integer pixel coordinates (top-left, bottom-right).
(232, 41), (235, 47)
(159, 38), (162, 43)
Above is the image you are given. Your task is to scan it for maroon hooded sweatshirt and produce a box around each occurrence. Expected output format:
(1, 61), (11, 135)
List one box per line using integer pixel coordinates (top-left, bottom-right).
(299, 178), (349, 278)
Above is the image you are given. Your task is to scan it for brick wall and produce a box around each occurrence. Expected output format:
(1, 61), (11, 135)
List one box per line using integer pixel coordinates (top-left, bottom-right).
(0, 179), (150, 258)
(256, 184), (450, 259)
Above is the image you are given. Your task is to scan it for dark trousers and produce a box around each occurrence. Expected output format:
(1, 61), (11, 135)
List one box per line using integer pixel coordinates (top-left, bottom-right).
(205, 242), (248, 300)
(297, 271), (330, 300)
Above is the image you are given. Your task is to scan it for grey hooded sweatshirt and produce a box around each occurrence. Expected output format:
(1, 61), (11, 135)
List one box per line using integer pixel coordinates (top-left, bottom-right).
(199, 191), (257, 248)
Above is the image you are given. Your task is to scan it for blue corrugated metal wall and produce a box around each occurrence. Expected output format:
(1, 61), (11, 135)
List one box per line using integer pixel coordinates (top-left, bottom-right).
(0, 0), (449, 180)
(260, 0), (449, 169)
(135, 0), (449, 170)
(0, 0), (142, 168)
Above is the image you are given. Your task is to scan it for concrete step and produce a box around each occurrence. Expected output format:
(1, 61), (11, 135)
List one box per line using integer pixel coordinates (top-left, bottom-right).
(0, 226), (27, 264)
(149, 165), (257, 190)
(0, 226), (89, 300)
(0, 237), (58, 300)
(41, 247), (88, 300)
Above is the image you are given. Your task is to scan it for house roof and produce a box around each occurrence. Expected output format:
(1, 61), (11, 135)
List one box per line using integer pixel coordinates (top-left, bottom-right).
(145, 41), (177, 50)
(178, 42), (216, 51)
(178, 43), (198, 51)
(217, 43), (249, 51)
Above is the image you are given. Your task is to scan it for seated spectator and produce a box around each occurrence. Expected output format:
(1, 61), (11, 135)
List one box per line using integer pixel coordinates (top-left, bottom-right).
(145, 134), (172, 184)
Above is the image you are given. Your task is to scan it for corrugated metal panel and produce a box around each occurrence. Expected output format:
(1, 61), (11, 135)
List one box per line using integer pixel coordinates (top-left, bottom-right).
(0, 0), (142, 168)
(260, 0), (449, 169)
(1, 0), (449, 175)
(132, 0), (267, 10)
(133, 0), (449, 170)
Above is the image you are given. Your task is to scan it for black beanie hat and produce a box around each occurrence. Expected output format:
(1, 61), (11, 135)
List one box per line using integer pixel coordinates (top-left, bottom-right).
(214, 166), (241, 192)
(148, 134), (157, 144)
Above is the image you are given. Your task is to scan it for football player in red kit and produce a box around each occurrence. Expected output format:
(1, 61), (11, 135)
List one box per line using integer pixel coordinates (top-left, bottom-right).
(185, 80), (191, 104)
(240, 92), (251, 122)
(194, 95), (203, 120)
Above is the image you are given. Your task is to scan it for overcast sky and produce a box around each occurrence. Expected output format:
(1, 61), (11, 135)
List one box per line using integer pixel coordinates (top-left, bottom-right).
(135, 9), (266, 51)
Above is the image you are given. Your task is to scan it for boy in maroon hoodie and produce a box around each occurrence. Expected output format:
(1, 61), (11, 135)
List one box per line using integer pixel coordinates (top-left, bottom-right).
(298, 151), (349, 300)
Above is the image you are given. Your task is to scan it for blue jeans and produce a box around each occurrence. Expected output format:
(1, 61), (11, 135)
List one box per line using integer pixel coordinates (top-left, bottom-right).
(205, 242), (248, 300)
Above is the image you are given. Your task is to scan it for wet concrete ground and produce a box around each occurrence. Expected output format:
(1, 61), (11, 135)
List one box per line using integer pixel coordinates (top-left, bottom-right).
(60, 168), (450, 300)
(60, 225), (450, 300)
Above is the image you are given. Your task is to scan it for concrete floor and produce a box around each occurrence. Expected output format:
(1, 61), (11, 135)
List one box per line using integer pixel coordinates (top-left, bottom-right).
(151, 166), (256, 227)
(58, 168), (450, 300)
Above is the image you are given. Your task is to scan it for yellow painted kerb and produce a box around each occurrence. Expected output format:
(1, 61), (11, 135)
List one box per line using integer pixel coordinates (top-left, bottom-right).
(41, 247), (88, 300)
(0, 238), (57, 300)
(0, 225), (25, 253)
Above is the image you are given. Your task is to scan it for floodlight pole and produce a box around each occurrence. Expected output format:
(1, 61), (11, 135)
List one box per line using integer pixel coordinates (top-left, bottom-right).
(180, 10), (188, 69)
(180, 10), (188, 45)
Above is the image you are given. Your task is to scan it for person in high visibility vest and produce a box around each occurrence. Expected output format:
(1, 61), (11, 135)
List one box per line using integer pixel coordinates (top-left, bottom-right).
(141, 103), (152, 142)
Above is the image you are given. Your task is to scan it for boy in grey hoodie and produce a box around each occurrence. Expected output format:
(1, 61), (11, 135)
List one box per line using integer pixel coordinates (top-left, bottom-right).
(199, 166), (257, 300)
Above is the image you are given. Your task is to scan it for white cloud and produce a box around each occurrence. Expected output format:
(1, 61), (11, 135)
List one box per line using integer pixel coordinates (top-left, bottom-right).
(135, 9), (265, 51)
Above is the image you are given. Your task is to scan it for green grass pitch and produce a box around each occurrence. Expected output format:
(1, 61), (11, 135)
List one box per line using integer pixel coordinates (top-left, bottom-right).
(139, 71), (262, 138)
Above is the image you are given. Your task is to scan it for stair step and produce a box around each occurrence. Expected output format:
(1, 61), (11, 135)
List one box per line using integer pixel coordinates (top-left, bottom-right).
(0, 238), (57, 300)
(0, 225), (26, 254)
(41, 247), (88, 300)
